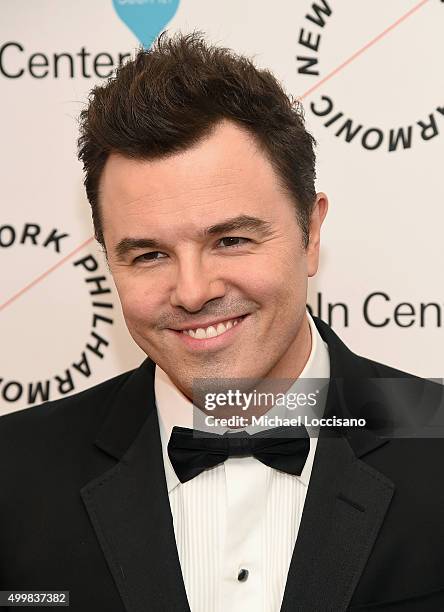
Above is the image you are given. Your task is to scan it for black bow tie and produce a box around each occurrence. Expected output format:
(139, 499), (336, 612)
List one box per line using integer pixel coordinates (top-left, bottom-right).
(167, 425), (310, 484)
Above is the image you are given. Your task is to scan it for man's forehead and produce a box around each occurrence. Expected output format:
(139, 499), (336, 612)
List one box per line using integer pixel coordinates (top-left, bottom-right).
(100, 121), (266, 197)
(97, 120), (293, 250)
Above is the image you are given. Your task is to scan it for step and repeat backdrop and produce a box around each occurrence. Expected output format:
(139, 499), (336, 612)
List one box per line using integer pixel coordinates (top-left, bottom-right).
(1, 0), (443, 414)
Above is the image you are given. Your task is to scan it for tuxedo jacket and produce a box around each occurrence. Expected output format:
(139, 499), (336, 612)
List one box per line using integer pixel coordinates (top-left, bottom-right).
(1, 317), (444, 611)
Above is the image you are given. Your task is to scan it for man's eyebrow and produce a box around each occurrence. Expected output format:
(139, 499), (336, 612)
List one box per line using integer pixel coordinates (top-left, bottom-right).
(202, 214), (274, 237)
(114, 215), (274, 260)
(115, 238), (161, 260)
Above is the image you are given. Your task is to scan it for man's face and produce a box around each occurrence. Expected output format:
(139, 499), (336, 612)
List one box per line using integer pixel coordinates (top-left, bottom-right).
(100, 120), (327, 399)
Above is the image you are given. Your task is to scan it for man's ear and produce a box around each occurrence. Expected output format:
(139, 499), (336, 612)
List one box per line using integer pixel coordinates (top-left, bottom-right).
(306, 192), (328, 277)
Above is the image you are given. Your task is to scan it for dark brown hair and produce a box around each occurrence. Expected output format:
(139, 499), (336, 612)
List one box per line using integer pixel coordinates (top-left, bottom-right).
(77, 31), (317, 248)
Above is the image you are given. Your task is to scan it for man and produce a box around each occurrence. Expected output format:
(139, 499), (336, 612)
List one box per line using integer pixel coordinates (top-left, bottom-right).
(1, 32), (443, 612)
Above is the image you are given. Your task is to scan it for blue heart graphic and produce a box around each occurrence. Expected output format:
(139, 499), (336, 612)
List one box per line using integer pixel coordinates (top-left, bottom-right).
(112, 0), (180, 49)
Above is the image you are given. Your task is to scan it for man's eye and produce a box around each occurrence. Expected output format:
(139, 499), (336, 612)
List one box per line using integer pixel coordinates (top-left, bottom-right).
(217, 237), (250, 248)
(134, 251), (166, 263)
(133, 237), (250, 264)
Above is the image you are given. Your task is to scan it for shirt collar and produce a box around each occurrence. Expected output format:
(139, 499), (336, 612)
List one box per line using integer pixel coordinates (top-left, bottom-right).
(155, 310), (330, 493)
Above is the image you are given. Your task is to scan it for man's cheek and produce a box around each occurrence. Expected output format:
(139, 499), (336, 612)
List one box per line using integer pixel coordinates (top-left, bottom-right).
(121, 298), (147, 327)
(243, 275), (278, 297)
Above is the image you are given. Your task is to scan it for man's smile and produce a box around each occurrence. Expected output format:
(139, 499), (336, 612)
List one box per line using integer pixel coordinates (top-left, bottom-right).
(168, 314), (250, 351)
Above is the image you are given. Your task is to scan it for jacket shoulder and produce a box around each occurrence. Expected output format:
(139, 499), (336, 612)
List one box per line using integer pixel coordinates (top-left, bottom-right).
(0, 367), (138, 451)
(351, 352), (443, 403)
(356, 353), (432, 380)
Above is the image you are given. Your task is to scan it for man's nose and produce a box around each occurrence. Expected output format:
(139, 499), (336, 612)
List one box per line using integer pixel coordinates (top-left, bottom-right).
(169, 254), (226, 312)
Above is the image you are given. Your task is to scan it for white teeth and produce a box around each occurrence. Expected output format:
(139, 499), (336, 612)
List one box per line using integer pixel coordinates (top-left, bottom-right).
(183, 316), (243, 339)
(205, 326), (218, 338)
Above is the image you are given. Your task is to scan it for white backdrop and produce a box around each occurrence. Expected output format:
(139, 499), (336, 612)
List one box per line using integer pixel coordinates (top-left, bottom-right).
(1, 0), (443, 414)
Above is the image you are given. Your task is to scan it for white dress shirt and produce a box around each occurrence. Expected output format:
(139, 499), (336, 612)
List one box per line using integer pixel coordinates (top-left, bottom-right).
(155, 311), (330, 612)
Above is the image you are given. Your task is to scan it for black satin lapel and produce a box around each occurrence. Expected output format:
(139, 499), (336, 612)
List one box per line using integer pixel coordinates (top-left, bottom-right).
(280, 430), (395, 612)
(81, 409), (191, 612)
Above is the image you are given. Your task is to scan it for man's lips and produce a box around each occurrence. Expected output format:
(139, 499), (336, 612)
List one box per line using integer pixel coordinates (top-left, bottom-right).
(169, 313), (248, 332)
(168, 314), (250, 350)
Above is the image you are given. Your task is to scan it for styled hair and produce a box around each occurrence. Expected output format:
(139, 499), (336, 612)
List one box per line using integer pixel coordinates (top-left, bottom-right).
(77, 31), (317, 248)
